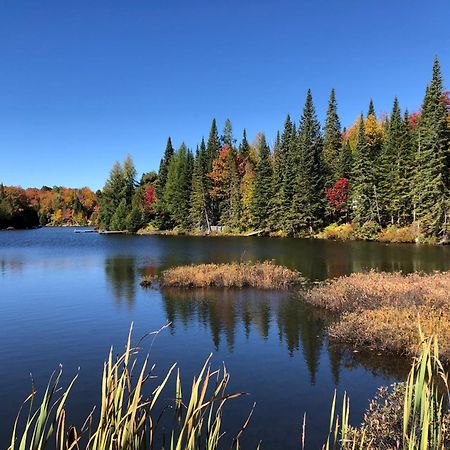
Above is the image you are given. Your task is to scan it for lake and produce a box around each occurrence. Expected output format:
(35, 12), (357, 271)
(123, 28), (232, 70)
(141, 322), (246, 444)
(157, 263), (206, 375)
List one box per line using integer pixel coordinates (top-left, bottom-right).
(1, 228), (449, 449)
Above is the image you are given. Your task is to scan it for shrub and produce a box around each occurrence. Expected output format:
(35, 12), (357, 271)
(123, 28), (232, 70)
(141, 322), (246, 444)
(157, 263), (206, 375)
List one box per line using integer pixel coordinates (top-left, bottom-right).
(377, 224), (419, 243)
(317, 223), (356, 240)
(355, 220), (380, 240)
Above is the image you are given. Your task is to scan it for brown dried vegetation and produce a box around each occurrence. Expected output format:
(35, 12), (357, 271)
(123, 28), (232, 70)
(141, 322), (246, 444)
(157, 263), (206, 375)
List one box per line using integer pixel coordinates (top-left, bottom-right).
(306, 271), (450, 359)
(158, 261), (303, 290)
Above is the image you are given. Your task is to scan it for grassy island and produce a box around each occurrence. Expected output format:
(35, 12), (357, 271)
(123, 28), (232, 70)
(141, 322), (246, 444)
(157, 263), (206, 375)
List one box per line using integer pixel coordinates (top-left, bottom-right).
(142, 261), (303, 290)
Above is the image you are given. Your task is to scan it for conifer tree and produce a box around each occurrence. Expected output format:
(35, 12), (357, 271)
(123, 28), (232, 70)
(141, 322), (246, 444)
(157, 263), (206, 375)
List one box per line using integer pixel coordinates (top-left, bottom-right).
(251, 134), (273, 229)
(413, 57), (449, 237)
(158, 137), (174, 196)
(269, 131), (283, 230)
(163, 144), (193, 228)
(367, 99), (376, 118)
(190, 146), (208, 230)
(98, 161), (125, 230)
(278, 115), (295, 232)
(323, 89), (342, 186)
(351, 115), (376, 225)
(222, 119), (234, 147)
(238, 129), (250, 158)
(338, 139), (353, 180)
(290, 90), (324, 234)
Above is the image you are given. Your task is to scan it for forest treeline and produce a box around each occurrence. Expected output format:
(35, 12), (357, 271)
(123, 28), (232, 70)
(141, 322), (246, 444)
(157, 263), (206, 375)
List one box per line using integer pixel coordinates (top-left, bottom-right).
(98, 58), (449, 242)
(0, 185), (97, 229)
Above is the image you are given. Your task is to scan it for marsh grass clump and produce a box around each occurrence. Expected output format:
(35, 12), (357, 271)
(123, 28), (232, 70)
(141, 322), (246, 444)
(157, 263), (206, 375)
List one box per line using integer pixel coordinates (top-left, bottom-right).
(306, 271), (450, 360)
(158, 261), (303, 290)
(306, 271), (450, 313)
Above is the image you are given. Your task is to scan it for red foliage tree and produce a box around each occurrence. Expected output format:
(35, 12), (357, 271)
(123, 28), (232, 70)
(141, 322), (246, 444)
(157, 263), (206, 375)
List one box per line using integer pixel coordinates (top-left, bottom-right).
(144, 185), (156, 212)
(325, 178), (350, 213)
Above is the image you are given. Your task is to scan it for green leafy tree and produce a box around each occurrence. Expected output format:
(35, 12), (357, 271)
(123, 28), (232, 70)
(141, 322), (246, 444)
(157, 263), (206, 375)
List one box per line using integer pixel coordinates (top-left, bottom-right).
(157, 137), (174, 196)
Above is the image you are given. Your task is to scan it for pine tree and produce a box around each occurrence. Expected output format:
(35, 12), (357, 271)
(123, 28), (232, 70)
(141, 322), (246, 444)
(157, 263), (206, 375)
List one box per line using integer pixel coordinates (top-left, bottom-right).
(163, 144), (193, 228)
(122, 154), (137, 207)
(351, 115), (377, 225)
(110, 198), (128, 231)
(158, 137), (174, 196)
(290, 90), (324, 234)
(367, 98), (376, 118)
(190, 146), (208, 230)
(413, 57), (449, 237)
(269, 131), (283, 230)
(279, 115), (295, 232)
(205, 119), (222, 224)
(338, 139), (353, 180)
(98, 161), (125, 230)
(238, 129), (250, 158)
(323, 89), (342, 186)
(251, 134), (273, 229)
(222, 119), (234, 147)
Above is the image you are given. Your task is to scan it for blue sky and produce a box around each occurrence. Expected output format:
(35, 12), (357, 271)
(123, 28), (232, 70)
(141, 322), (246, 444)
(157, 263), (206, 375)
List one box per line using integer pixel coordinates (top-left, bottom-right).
(0, 1), (449, 190)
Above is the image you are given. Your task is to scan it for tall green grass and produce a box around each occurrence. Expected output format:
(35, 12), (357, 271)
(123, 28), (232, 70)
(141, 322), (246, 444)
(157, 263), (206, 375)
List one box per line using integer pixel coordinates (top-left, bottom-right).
(9, 325), (450, 449)
(8, 325), (249, 450)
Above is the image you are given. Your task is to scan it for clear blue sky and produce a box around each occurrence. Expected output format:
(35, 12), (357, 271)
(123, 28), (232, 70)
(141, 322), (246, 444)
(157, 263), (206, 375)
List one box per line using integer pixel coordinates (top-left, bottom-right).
(0, 1), (449, 190)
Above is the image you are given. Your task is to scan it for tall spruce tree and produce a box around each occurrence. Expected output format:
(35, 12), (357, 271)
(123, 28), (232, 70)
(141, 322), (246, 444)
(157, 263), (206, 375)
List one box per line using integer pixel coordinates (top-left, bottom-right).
(158, 137), (174, 196)
(279, 115), (295, 232)
(239, 129), (250, 158)
(290, 90), (324, 234)
(190, 146), (208, 230)
(351, 115), (377, 225)
(163, 144), (193, 229)
(413, 57), (449, 237)
(205, 119), (222, 224)
(222, 119), (234, 147)
(251, 134), (273, 229)
(269, 131), (283, 230)
(323, 89), (342, 186)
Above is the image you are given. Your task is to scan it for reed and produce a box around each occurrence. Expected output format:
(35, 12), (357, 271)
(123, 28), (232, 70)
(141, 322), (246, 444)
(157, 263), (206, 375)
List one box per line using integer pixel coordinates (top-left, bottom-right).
(156, 261), (303, 290)
(319, 332), (450, 449)
(8, 325), (248, 450)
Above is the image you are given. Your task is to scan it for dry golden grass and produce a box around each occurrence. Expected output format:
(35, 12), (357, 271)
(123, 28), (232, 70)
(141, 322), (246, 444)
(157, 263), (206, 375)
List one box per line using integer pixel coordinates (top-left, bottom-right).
(306, 270), (450, 312)
(158, 261), (303, 289)
(306, 271), (450, 360)
(330, 306), (450, 359)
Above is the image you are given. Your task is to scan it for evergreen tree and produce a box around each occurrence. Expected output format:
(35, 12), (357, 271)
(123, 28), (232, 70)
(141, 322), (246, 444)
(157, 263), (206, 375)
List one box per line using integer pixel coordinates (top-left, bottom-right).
(323, 89), (342, 186)
(205, 119), (222, 224)
(413, 57), (449, 237)
(122, 154), (137, 207)
(367, 98), (376, 118)
(190, 146), (208, 230)
(222, 119), (234, 147)
(378, 98), (414, 225)
(110, 198), (128, 231)
(269, 131), (283, 230)
(351, 115), (377, 225)
(98, 161), (125, 230)
(290, 90), (324, 234)
(158, 137), (174, 196)
(163, 144), (193, 228)
(279, 115), (295, 232)
(338, 139), (353, 180)
(238, 129), (250, 158)
(251, 134), (273, 229)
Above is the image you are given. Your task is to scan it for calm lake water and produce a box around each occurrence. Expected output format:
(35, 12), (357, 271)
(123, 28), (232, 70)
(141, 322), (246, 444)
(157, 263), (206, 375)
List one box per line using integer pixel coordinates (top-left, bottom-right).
(1, 228), (450, 449)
